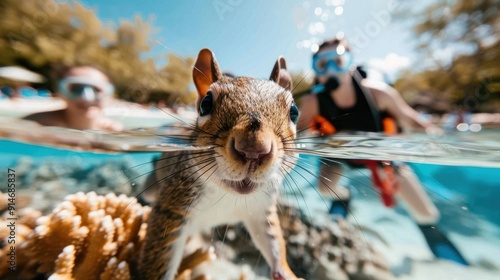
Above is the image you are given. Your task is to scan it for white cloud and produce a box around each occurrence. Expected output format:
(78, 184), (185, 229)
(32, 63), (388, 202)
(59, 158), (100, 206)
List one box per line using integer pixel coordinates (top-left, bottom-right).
(366, 53), (411, 82)
(368, 53), (411, 75)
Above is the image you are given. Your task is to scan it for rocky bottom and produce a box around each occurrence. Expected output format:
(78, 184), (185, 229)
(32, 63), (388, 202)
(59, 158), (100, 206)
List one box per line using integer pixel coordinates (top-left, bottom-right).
(208, 204), (392, 280)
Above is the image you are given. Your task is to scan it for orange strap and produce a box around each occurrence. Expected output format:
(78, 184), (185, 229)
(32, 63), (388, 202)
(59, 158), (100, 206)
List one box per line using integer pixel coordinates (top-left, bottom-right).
(352, 160), (398, 207)
(311, 115), (336, 135)
(368, 160), (398, 207)
(312, 115), (397, 136)
(382, 117), (398, 135)
(312, 115), (399, 207)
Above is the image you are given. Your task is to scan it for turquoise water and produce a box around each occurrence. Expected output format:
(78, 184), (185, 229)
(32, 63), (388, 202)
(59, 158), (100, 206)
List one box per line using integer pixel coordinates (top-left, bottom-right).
(2, 137), (499, 228)
(409, 162), (500, 234)
(1, 136), (500, 278)
(0, 139), (160, 169)
(2, 138), (499, 217)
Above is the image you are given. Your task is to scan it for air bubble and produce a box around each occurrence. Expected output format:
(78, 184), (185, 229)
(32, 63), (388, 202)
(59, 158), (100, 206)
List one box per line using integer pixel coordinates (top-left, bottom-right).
(336, 45), (346, 55)
(334, 6), (344, 15)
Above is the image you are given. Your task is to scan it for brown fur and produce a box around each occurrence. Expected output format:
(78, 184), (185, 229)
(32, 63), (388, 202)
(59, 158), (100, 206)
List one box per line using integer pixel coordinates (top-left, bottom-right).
(140, 151), (202, 278)
(139, 49), (301, 280)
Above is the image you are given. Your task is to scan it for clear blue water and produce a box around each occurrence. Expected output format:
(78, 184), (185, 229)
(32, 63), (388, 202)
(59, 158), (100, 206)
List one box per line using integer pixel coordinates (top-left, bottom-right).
(0, 139), (161, 169)
(410, 163), (500, 227)
(1, 137), (500, 277)
(2, 138), (499, 228)
(2, 138), (499, 222)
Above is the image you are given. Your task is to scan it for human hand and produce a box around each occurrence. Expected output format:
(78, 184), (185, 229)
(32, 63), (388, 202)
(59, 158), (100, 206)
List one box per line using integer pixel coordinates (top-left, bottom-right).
(99, 117), (124, 131)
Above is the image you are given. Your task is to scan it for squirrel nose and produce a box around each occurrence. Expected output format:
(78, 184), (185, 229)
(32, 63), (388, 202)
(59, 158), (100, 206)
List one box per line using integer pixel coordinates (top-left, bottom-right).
(233, 137), (272, 160)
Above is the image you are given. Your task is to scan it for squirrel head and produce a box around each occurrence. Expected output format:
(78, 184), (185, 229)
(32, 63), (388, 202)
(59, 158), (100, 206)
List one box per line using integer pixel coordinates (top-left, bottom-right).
(192, 48), (298, 195)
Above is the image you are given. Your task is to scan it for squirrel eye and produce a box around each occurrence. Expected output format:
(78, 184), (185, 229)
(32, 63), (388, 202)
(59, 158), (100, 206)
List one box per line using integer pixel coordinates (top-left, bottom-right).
(290, 102), (299, 124)
(199, 91), (213, 116)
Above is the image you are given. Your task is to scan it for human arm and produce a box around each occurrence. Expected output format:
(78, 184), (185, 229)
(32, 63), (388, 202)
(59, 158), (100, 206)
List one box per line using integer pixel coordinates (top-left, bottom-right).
(366, 82), (439, 134)
(22, 110), (66, 127)
(97, 117), (124, 131)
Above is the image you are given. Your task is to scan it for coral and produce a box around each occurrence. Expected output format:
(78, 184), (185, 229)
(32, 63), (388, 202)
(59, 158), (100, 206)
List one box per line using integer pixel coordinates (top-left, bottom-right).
(0, 191), (148, 279)
(0, 191), (216, 280)
(0, 200), (43, 280)
(0, 191), (6, 211)
(49, 245), (77, 280)
(1, 191), (392, 280)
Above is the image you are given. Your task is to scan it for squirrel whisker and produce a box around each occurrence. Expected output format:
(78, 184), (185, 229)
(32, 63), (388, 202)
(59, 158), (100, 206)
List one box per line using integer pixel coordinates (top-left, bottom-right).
(158, 157), (217, 209)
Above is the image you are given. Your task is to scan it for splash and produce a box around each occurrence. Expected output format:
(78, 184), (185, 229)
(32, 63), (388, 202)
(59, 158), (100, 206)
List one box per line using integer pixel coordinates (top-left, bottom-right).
(1, 118), (499, 168)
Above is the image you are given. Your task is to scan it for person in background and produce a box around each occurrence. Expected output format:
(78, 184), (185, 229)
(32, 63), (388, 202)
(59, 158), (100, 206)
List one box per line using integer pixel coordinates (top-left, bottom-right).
(442, 103), (473, 131)
(24, 66), (123, 131)
(0, 66), (47, 99)
(297, 36), (468, 266)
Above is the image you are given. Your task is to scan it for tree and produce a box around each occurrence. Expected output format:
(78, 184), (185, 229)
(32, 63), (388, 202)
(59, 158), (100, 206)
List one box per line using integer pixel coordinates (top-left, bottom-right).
(159, 54), (197, 104)
(394, 0), (500, 112)
(0, 0), (194, 106)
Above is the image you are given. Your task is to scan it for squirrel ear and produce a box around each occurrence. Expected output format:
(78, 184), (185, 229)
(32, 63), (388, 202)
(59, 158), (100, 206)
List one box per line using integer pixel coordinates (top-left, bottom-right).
(269, 56), (292, 90)
(193, 48), (223, 98)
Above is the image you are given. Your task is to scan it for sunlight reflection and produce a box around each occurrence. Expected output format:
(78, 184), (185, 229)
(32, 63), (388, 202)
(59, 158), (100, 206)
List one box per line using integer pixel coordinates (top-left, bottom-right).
(298, 0), (346, 51)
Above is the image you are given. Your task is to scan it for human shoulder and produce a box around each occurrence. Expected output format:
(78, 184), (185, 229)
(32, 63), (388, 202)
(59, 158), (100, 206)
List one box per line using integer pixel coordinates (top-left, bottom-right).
(296, 92), (319, 131)
(360, 79), (400, 107)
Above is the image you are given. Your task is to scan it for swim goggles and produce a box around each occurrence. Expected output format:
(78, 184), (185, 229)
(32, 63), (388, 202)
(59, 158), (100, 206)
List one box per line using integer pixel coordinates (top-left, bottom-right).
(58, 76), (114, 101)
(312, 50), (353, 75)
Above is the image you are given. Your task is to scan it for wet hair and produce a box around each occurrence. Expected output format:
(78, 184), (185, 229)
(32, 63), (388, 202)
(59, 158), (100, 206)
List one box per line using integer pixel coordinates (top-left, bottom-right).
(56, 64), (110, 81)
(313, 38), (351, 58)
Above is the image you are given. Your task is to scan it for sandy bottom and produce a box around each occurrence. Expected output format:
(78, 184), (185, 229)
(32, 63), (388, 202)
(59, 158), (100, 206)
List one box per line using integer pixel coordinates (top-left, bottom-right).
(280, 184), (500, 280)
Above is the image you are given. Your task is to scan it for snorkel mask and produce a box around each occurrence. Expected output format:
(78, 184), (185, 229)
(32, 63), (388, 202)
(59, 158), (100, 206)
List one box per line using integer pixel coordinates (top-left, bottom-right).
(58, 76), (114, 102)
(312, 50), (353, 76)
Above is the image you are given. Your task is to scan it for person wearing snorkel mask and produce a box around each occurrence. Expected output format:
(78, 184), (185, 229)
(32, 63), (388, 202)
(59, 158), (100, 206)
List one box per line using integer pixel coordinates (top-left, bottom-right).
(23, 66), (123, 131)
(297, 37), (469, 266)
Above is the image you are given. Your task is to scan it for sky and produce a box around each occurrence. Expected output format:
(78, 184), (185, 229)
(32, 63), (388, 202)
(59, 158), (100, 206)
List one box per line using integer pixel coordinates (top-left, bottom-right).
(81, 0), (426, 83)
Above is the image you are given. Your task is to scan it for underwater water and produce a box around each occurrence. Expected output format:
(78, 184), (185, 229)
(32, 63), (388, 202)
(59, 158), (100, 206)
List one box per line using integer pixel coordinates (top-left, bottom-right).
(1, 126), (500, 279)
(285, 154), (500, 275)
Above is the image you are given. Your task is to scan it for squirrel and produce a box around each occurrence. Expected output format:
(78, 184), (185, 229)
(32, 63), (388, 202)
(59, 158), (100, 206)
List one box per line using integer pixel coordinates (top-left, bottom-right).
(139, 48), (303, 280)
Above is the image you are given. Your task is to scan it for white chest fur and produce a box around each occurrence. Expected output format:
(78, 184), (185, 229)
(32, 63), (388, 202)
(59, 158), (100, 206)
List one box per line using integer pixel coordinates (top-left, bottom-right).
(184, 179), (279, 234)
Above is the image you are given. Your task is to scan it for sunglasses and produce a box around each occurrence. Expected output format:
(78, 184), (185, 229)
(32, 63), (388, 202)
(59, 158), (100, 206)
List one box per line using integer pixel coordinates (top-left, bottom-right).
(58, 77), (114, 101)
(312, 51), (353, 75)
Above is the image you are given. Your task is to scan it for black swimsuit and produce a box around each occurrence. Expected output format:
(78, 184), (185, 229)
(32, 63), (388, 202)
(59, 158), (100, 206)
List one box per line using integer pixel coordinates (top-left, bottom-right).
(315, 76), (392, 168)
(316, 76), (384, 133)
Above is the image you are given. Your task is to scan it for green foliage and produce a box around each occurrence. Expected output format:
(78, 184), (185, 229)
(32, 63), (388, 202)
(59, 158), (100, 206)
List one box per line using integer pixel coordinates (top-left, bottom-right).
(394, 0), (500, 112)
(0, 0), (196, 105)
